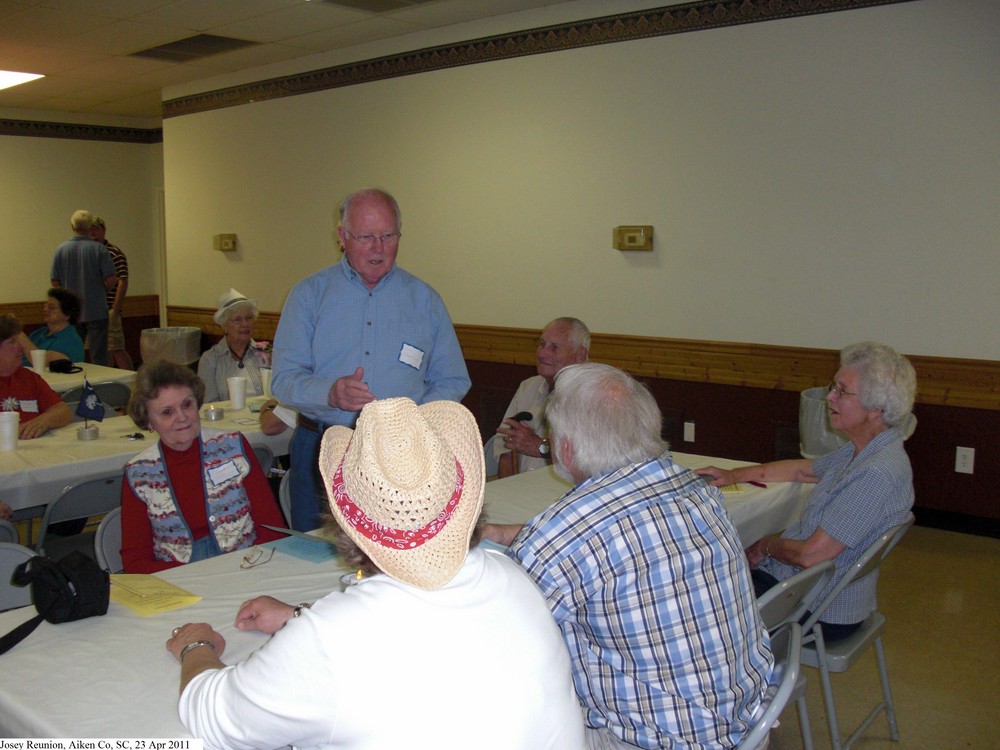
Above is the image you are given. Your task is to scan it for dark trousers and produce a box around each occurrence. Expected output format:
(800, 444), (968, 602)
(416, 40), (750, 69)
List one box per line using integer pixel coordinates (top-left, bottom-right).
(752, 567), (862, 643)
(288, 425), (327, 531)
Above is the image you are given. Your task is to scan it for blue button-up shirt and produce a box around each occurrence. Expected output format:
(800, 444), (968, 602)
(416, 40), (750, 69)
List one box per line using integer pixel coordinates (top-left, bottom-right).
(271, 259), (470, 426)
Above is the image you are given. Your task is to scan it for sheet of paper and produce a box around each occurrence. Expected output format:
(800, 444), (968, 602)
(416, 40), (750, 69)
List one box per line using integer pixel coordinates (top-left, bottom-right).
(110, 574), (202, 615)
(273, 405), (297, 429)
(263, 534), (339, 564)
(719, 484), (743, 493)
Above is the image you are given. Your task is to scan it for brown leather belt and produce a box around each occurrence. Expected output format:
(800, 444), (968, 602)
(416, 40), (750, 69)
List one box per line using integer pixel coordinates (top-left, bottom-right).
(296, 414), (325, 433)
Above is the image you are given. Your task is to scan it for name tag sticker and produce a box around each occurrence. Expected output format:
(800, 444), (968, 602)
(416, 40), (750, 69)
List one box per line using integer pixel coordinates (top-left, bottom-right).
(398, 343), (424, 371)
(20, 399), (40, 413)
(208, 460), (241, 486)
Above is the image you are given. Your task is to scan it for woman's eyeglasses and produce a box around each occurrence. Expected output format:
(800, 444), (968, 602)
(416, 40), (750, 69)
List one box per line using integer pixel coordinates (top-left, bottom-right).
(240, 546), (274, 569)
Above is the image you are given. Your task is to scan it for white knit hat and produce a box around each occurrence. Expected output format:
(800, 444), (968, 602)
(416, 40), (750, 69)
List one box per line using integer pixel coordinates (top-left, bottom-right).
(319, 397), (485, 590)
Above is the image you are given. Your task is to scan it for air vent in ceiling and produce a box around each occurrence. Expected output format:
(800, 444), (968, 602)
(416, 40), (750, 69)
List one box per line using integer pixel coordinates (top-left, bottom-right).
(321, 0), (436, 12)
(130, 34), (258, 63)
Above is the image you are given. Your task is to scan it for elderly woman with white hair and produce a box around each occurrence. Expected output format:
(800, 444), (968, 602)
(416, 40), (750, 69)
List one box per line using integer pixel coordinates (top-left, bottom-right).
(698, 340), (917, 643)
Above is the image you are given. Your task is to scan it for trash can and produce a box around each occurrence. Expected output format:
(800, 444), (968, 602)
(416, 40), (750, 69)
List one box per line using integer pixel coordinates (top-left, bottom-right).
(799, 386), (846, 458)
(140, 327), (201, 367)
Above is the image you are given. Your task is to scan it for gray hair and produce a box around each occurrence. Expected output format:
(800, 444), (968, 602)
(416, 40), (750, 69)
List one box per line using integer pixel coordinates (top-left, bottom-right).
(547, 363), (665, 478)
(0, 313), (23, 341)
(840, 341), (916, 427)
(547, 317), (591, 355)
(339, 188), (402, 232)
(128, 360), (206, 428)
(70, 209), (93, 233)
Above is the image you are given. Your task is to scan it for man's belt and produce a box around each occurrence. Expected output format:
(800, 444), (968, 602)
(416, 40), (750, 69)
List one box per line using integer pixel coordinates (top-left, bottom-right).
(296, 414), (325, 433)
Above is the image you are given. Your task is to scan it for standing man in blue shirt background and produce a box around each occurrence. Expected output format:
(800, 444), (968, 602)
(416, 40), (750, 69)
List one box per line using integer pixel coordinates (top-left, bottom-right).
(50, 210), (116, 366)
(272, 188), (471, 530)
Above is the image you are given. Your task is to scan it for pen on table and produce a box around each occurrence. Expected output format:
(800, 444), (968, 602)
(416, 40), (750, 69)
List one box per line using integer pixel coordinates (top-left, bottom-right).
(111, 579), (148, 597)
(747, 480), (767, 488)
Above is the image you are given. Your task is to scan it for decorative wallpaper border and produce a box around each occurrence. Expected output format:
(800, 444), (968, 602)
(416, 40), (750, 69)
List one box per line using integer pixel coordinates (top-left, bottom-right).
(0, 118), (162, 143)
(164, 0), (912, 119)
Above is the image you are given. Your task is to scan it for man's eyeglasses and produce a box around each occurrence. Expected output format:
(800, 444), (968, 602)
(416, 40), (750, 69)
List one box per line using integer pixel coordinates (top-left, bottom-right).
(828, 381), (859, 399)
(240, 546), (274, 569)
(343, 228), (401, 247)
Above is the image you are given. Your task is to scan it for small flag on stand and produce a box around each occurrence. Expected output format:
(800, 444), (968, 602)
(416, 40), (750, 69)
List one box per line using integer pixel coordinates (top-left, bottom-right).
(75, 378), (106, 426)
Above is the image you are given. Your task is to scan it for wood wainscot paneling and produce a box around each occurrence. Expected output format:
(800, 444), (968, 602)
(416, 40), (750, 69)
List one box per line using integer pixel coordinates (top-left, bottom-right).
(165, 305), (281, 357)
(457, 325), (1000, 534)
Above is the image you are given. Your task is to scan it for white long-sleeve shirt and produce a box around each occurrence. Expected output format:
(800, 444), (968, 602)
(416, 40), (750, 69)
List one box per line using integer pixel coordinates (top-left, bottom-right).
(179, 548), (585, 750)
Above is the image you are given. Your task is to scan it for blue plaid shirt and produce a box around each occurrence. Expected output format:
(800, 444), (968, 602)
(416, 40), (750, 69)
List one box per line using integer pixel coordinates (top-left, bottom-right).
(760, 426), (914, 624)
(509, 452), (772, 750)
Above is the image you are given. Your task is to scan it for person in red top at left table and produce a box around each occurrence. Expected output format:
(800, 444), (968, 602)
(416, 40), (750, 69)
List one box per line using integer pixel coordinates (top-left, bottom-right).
(119, 360), (285, 574)
(0, 314), (72, 440)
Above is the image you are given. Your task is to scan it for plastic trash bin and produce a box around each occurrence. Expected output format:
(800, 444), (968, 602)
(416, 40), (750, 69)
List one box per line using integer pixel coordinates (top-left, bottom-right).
(140, 327), (201, 366)
(799, 386), (846, 458)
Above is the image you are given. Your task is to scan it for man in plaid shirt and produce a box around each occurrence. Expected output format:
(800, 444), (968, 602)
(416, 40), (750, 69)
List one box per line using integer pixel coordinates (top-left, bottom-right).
(486, 363), (772, 750)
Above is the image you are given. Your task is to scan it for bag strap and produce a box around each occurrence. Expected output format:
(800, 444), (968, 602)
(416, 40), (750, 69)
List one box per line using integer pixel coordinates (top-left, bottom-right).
(0, 612), (44, 655)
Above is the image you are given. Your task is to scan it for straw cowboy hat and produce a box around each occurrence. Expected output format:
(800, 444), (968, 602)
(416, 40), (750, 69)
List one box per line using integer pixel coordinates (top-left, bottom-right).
(319, 397), (485, 590)
(213, 288), (258, 326)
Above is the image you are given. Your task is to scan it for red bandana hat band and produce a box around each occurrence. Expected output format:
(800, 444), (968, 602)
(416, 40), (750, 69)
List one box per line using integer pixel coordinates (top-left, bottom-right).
(331, 454), (465, 550)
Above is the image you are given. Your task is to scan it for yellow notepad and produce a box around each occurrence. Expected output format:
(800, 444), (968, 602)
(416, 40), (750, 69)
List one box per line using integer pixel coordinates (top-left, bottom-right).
(110, 574), (202, 616)
(719, 484), (743, 493)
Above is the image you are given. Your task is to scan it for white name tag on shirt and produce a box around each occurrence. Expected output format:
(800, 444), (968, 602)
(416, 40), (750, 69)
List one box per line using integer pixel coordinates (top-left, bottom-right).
(208, 459), (241, 486)
(398, 343), (424, 370)
(19, 399), (39, 413)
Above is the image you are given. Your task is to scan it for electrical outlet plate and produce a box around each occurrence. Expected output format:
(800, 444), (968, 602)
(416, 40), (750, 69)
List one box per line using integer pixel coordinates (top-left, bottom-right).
(683, 421), (695, 442)
(955, 446), (974, 474)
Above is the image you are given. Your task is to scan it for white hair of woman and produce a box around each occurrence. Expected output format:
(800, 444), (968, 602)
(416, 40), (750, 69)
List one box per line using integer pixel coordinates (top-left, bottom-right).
(840, 341), (916, 427)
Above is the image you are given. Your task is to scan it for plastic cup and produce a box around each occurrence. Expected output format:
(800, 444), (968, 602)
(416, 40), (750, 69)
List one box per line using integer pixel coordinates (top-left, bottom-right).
(227, 376), (248, 410)
(0, 411), (18, 451)
(30, 349), (46, 372)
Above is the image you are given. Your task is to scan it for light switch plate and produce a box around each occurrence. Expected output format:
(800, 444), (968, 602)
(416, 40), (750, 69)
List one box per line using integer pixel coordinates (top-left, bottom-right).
(214, 233), (237, 251)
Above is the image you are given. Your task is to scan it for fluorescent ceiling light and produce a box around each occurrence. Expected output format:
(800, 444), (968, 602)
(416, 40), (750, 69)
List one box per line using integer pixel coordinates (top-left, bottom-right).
(0, 70), (45, 91)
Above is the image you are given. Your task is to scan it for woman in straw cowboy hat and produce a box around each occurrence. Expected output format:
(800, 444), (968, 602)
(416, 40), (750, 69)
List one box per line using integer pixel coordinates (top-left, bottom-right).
(167, 397), (585, 749)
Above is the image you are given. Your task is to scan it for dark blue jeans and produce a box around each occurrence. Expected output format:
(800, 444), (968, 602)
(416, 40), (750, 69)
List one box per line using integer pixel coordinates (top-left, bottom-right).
(288, 425), (328, 531)
(752, 568), (862, 643)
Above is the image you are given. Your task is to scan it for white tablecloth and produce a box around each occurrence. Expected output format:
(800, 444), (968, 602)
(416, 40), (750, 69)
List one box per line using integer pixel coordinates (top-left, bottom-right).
(0, 401), (292, 513)
(484, 451), (810, 547)
(39, 362), (136, 393)
(0, 541), (349, 738)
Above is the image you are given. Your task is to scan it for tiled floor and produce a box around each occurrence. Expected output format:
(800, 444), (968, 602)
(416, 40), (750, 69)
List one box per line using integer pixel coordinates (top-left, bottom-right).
(770, 525), (1000, 749)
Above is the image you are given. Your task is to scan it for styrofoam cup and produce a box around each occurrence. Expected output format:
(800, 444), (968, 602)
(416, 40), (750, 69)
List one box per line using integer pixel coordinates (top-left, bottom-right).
(227, 376), (248, 410)
(30, 349), (46, 372)
(0, 411), (19, 451)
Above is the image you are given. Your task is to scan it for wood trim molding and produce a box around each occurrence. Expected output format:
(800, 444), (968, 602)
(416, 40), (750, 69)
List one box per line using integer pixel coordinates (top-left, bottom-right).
(162, 310), (1000, 411)
(164, 0), (913, 119)
(0, 119), (162, 143)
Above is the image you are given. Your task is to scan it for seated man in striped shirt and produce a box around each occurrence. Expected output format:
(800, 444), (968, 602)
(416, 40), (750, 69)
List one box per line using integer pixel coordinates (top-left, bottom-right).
(485, 363), (772, 750)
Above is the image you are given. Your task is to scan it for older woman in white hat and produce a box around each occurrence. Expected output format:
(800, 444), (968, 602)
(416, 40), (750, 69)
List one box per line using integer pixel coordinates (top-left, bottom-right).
(198, 288), (287, 436)
(166, 397), (585, 750)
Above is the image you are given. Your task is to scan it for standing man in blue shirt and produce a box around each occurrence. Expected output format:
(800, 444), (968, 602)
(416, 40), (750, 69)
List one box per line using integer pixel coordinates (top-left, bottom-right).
(272, 188), (471, 530)
(50, 210), (117, 366)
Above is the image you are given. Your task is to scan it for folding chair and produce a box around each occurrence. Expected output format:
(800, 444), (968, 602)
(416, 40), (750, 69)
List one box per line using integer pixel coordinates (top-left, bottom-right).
(483, 434), (500, 479)
(62, 381), (132, 410)
(252, 443), (274, 476)
(800, 514), (915, 750)
(35, 474), (124, 561)
(737, 622), (803, 749)
(0, 542), (35, 611)
(0, 519), (18, 544)
(94, 506), (123, 574)
(278, 468), (293, 527)
(756, 559), (835, 750)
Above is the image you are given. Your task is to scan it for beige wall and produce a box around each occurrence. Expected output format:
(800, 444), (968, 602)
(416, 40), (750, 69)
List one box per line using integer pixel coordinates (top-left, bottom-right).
(0, 133), (163, 305)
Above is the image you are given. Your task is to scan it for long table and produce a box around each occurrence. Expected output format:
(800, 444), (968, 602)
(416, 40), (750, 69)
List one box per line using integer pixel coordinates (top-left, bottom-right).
(0, 400), (291, 514)
(484, 451), (810, 547)
(38, 362), (136, 394)
(0, 450), (808, 738)
(0, 539), (349, 738)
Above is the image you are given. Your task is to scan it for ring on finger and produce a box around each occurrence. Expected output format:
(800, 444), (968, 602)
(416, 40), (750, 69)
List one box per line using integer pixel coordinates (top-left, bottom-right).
(172, 627), (180, 637)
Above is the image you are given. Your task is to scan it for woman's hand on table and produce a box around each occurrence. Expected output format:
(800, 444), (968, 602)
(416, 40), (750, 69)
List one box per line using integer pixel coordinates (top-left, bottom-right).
(235, 595), (295, 634)
(166, 622), (226, 661)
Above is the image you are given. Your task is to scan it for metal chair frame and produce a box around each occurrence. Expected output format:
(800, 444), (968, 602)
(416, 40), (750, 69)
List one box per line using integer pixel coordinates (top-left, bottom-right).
(738, 622), (803, 749)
